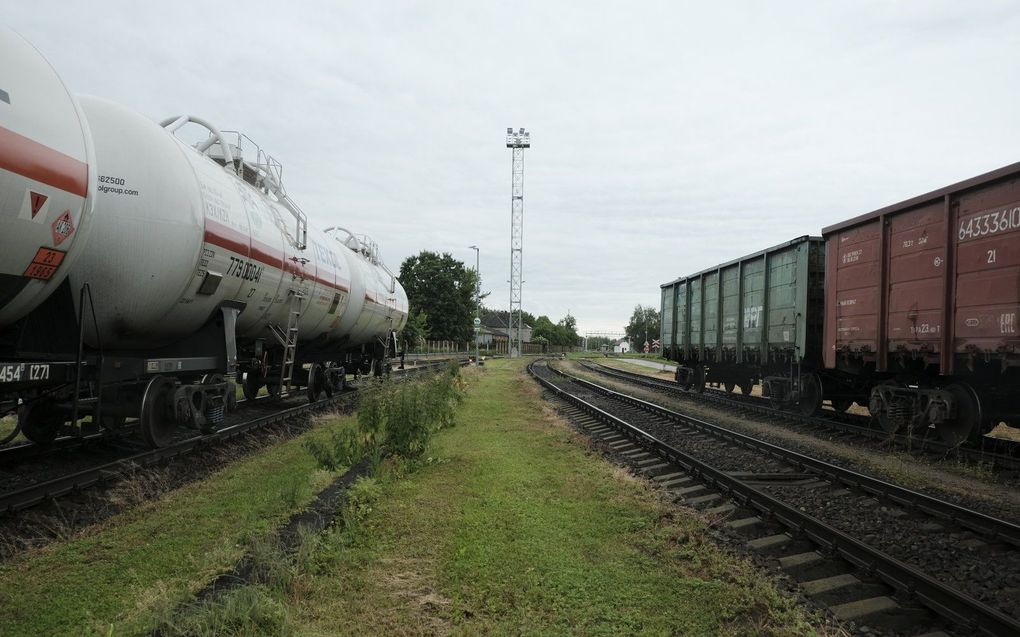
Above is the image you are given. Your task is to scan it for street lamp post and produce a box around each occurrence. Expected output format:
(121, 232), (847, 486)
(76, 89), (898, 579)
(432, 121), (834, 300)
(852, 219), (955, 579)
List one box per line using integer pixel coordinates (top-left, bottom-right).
(469, 245), (480, 364)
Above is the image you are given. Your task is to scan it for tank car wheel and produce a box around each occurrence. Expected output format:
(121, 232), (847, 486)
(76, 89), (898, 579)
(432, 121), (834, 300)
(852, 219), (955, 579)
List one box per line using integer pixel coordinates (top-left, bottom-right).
(202, 373), (235, 413)
(140, 376), (178, 448)
(307, 363), (326, 403)
(19, 398), (64, 445)
(798, 373), (823, 416)
(938, 383), (982, 447)
(724, 381), (736, 393)
(830, 399), (853, 413)
(243, 371), (264, 402)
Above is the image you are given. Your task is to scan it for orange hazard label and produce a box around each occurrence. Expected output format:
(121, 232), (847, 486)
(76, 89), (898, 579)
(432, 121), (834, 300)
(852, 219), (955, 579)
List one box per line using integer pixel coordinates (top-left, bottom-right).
(22, 246), (66, 281)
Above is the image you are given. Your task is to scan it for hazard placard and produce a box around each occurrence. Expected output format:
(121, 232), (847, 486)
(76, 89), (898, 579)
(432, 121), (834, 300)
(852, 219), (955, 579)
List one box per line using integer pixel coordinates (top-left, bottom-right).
(30, 191), (47, 218)
(22, 246), (66, 281)
(51, 210), (74, 246)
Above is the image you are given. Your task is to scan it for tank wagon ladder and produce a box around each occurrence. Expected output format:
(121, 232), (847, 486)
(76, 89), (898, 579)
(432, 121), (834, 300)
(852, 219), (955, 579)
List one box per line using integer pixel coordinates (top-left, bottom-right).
(268, 291), (304, 395)
(69, 282), (104, 432)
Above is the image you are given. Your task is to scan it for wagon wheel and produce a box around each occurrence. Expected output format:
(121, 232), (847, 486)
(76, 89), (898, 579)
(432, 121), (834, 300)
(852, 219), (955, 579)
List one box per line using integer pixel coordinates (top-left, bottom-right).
(692, 365), (706, 394)
(19, 398), (63, 445)
(937, 383), (982, 447)
(830, 399), (853, 413)
(242, 371), (264, 402)
(140, 376), (178, 448)
(872, 380), (904, 434)
(202, 372), (235, 413)
(763, 379), (783, 410)
(740, 379), (754, 396)
(724, 381), (736, 393)
(322, 365), (336, 398)
(798, 373), (823, 417)
(306, 363), (326, 403)
(675, 368), (692, 391)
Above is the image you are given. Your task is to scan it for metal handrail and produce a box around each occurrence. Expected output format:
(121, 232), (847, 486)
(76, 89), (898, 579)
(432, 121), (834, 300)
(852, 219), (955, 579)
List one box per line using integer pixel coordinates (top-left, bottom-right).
(159, 117), (307, 251)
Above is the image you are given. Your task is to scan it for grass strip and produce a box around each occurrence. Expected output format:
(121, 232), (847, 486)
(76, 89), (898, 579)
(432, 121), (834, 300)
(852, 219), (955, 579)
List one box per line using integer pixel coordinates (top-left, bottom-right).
(0, 411), (359, 636)
(288, 359), (826, 636)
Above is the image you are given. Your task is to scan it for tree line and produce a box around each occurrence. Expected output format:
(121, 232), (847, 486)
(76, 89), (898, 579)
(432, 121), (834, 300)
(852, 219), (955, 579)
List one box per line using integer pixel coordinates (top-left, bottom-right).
(397, 250), (661, 352)
(397, 250), (579, 348)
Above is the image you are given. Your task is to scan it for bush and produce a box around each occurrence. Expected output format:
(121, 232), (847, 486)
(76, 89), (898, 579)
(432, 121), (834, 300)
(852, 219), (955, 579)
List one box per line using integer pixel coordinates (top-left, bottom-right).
(308, 365), (465, 471)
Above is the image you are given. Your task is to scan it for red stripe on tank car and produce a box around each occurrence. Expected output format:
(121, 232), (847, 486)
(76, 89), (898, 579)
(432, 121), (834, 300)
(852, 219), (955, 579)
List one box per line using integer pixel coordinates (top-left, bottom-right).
(203, 220), (250, 258)
(0, 126), (88, 197)
(204, 219), (351, 293)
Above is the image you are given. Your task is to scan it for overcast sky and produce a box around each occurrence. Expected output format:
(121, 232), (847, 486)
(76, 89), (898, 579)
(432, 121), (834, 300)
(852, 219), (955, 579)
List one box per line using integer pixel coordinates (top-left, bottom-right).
(9, 2), (1020, 334)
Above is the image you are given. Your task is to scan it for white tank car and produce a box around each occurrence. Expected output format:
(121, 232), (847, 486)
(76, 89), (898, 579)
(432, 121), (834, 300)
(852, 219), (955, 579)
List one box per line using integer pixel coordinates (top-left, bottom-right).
(69, 97), (407, 351)
(0, 28), (96, 327)
(0, 29), (409, 448)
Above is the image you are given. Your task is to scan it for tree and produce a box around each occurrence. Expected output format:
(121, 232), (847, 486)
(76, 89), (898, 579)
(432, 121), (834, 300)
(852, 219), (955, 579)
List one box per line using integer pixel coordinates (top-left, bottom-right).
(624, 305), (660, 352)
(558, 313), (579, 346)
(533, 313), (579, 346)
(532, 315), (558, 343)
(398, 251), (479, 341)
(400, 310), (429, 351)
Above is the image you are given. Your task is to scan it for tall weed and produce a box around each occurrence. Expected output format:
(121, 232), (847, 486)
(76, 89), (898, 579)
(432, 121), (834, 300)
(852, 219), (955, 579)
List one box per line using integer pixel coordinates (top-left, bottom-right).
(307, 364), (465, 471)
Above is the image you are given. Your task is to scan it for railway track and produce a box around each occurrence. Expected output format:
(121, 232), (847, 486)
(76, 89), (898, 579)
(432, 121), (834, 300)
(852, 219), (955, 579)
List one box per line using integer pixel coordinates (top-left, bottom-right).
(0, 360), (459, 515)
(582, 360), (1020, 472)
(531, 360), (1020, 636)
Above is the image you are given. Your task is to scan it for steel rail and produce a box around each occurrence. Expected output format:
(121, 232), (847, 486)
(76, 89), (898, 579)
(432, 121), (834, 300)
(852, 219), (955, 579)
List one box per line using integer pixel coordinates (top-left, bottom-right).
(0, 360), (462, 464)
(0, 360), (458, 514)
(530, 361), (1020, 636)
(0, 391), (356, 514)
(581, 360), (1020, 471)
(552, 364), (1020, 548)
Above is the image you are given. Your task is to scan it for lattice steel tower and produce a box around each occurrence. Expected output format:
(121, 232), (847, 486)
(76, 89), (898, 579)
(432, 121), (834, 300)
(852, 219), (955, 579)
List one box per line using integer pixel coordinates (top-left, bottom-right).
(506, 127), (530, 358)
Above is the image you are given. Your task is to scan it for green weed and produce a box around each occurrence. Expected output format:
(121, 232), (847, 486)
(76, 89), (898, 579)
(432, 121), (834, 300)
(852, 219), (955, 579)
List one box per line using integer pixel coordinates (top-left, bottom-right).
(308, 364), (465, 470)
(153, 585), (293, 637)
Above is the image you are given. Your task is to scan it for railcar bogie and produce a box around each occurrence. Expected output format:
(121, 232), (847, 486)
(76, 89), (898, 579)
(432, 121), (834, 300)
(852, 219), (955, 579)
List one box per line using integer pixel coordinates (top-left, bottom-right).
(661, 162), (1020, 446)
(0, 30), (409, 449)
(662, 236), (825, 414)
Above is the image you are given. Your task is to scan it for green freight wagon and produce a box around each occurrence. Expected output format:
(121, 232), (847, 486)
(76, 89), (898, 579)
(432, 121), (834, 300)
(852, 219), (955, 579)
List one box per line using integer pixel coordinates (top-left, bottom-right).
(660, 236), (825, 412)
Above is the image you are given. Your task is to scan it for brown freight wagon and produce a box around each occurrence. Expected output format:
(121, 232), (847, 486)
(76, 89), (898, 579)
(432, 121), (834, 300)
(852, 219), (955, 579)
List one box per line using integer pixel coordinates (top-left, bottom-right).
(821, 161), (1020, 445)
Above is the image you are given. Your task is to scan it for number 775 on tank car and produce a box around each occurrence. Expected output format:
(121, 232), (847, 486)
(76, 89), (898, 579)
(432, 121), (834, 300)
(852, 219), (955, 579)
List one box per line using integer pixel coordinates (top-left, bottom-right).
(0, 28), (408, 448)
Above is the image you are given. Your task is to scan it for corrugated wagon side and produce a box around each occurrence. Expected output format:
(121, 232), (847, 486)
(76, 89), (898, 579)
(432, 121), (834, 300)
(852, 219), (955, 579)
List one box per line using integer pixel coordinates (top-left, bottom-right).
(660, 278), (679, 361)
(822, 161), (1020, 444)
(662, 236), (825, 409)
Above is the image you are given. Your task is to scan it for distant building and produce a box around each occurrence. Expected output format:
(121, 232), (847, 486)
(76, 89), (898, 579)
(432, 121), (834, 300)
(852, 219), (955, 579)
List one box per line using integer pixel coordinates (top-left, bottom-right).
(613, 338), (631, 354)
(478, 312), (533, 346)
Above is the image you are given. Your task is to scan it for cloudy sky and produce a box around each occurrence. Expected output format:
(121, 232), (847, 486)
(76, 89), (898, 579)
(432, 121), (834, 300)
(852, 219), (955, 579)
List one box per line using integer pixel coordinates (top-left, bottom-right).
(9, 2), (1020, 333)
